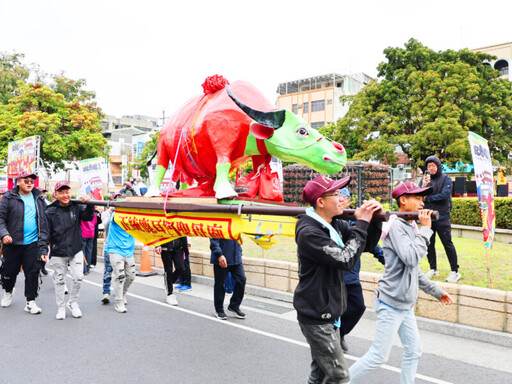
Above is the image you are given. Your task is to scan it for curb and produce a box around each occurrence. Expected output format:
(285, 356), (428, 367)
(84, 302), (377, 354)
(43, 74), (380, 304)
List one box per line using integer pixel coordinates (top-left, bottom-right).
(192, 274), (512, 348)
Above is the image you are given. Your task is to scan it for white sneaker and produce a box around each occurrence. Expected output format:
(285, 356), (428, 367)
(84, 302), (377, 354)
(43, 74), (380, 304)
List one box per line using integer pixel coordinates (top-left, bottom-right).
(114, 302), (127, 313)
(24, 300), (42, 314)
(66, 301), (82, 318)
(101, 293), (110, 304)
(166, 294), (178, 306)
(1, 289), (14, 308)
(56, 307), (66, 320)
(425, 269), (439, 279)
(446, 271), (462, 283)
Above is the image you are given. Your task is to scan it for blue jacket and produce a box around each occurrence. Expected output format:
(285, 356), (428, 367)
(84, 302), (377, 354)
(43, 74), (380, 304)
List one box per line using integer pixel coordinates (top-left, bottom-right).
(209, 238), (242, 266)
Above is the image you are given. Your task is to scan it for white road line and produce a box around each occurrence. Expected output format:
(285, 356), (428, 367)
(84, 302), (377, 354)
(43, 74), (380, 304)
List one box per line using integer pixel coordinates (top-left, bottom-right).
(83, 279), (454, 384)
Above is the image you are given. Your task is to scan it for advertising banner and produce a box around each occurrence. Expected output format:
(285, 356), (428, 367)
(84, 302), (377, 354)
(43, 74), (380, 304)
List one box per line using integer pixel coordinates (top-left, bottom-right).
(468, 132), (495, 248)
(79, 158), (104, 200)
(113, 208), (297, 248)
(7, 136), (40, 178)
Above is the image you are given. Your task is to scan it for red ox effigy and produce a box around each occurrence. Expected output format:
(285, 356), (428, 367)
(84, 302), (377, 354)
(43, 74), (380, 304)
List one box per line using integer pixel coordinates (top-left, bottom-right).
(146, 75), (347, 201)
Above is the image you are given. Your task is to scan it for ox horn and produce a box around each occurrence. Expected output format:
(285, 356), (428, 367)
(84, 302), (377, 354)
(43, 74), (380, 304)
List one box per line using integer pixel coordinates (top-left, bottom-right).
(226, 86), (285, 129)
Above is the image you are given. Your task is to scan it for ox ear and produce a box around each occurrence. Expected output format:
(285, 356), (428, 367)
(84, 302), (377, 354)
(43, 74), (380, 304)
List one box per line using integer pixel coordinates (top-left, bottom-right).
(250, 123), (275, 140)
(226, 86), (285, 129)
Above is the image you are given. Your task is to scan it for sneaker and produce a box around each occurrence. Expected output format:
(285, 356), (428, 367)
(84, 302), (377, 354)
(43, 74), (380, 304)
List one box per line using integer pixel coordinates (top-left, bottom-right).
(215, 311), (227, 320)
(101, 293), (110, 304)
(24, 300), (42, 315)
(165, 294), (178, 306)
(41, 267), (48, 276)
(174, 284), (184, 290)
(227, 306), (246, 319)
(66, 301), (82, 318)
(446, 271), (462, 283)
(56, 307), (66, 320)
(425, 269), (439, 279)
(114, 302), (127, 313)
(1, 289), (14, 308)
(340, 336), (349, 353)
(177, 285), (192, 292)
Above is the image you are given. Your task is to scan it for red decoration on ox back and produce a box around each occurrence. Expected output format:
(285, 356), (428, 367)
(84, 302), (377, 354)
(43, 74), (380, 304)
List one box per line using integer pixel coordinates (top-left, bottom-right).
(201, 75), (230, 94)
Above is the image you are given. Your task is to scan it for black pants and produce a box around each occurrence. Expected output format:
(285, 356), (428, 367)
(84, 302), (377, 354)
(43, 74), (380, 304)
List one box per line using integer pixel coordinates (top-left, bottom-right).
(427, 219), (459, 272)
(213, 263), (246, 312)
(161, 249), (185, 295)
(340, 283), (366, 337)
(91, 236), (97, 266)
(180, 253), (191, 286)
(1, 242), (40, 301)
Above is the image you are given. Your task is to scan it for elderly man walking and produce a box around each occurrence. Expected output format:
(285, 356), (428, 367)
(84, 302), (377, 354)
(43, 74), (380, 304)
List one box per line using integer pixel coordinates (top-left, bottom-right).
(0, 171), (49, 314)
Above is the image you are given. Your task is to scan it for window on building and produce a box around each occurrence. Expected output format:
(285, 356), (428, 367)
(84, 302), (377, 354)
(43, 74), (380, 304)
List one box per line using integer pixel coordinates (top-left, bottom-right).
(303, 102), (309, 113)
(311, 122), (324, 129)
(292, 104), (298, 114)
(311, 100), (325, 112)
(494, 59), (509, 76)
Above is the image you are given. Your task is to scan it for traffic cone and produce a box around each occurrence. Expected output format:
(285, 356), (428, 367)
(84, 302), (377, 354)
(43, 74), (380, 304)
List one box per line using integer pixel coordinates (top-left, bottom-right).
(136, 245), (157, 277)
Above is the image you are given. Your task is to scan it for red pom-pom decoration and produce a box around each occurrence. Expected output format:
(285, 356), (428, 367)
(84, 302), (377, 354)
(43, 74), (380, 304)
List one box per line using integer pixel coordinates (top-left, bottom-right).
(201, 75), (230, 94)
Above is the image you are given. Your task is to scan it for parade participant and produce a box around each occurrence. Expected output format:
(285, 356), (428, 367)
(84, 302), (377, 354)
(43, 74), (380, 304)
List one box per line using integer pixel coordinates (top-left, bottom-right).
(154, 236), (189, 306)
(133, 177), (148, 196)
(349, 181), (454, 383)
(0, 171), (49, 314)
(105, 206), (136, 313)
(81, 210), (96, 275)
(119, 181), (137, 196)
(294, 175), (382, 383)
(45, 181), (93, 320)
(338, 187), (386, 353)
(209, 238), (247, 320)
(419, 155), (461, 282)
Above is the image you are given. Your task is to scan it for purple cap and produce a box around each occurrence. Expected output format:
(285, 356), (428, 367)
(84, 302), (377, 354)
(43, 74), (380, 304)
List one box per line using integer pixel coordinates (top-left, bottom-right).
(54, 180), (70, 192)
(16, 171), (37, 180)
(302, 175), (351, 205)
(391, 181), (432, 199)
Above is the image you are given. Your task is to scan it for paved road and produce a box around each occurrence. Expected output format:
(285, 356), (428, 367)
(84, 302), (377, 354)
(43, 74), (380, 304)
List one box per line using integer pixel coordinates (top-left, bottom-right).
(1, 263), (511, 384)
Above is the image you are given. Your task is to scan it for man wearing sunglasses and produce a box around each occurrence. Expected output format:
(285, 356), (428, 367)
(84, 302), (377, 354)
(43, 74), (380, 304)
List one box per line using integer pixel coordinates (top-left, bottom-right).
(0, 171), (49, 314)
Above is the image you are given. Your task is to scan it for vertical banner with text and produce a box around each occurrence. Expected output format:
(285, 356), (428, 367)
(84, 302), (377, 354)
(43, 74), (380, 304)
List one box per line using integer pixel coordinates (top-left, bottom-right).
(79, 158), (104, 200)
(468, 132), (495, 248)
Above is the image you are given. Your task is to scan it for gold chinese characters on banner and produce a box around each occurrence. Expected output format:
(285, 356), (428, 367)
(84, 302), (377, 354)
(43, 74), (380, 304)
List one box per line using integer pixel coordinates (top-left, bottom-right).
(113, 208), (297, 249)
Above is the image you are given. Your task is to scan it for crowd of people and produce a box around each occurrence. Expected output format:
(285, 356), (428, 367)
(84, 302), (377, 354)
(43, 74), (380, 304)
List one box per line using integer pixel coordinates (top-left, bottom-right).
(0, 162), (462, 383)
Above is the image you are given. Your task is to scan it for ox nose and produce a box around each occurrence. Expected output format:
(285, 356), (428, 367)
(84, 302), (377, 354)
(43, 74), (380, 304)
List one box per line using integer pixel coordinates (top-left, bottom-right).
(331, 141), (345, 154)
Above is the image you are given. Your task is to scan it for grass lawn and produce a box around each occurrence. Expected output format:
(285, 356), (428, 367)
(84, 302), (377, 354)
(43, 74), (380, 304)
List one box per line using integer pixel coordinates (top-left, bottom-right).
(190, 235), (512, 292)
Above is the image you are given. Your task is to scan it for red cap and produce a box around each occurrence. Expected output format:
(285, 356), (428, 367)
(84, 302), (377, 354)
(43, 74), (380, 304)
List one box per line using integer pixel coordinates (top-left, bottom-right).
(391, 181), (432, 199)
(302, 175), (351, 205)
(54, 180), (70, 192)
(16, 171), (37, 180)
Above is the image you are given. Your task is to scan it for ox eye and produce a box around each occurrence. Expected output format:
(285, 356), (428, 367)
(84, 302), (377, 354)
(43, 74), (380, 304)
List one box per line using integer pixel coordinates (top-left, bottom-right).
(295, 125), (309, 138)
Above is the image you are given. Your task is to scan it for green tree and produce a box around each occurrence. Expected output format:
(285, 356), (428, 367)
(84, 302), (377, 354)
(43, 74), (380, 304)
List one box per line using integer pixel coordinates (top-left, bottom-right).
(0, 82), (106, 171)
(135, 131), (159, 178)
(0, 52), (30, 105)
(328, 39), (512, 170)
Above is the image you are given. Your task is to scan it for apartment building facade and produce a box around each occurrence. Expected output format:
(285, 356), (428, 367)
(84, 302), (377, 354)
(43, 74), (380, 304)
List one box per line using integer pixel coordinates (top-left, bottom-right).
(276, 72), (373, 129)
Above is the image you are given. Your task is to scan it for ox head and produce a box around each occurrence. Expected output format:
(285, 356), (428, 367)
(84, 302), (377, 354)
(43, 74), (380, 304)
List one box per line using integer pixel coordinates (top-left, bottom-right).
(227, 86), (347, 175)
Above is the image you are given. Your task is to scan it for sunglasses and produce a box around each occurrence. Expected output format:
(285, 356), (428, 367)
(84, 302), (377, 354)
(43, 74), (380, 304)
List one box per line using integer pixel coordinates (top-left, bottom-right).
(20, 179), (35, 184)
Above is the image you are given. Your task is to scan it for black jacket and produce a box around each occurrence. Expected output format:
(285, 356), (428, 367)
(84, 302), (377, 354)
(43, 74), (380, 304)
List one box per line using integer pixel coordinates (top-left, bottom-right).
(45, 200), (94, 257)
(420, 155), (453, 220)
(0, 186), (49, 256)
(293, 214), (381, 325)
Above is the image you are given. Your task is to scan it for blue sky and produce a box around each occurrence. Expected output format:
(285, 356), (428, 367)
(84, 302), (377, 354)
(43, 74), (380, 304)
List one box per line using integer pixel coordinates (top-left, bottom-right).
(1, 0), (510, 119)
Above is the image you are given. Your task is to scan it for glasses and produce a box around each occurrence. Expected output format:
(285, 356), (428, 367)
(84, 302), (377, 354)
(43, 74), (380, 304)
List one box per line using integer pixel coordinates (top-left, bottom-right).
(20, 179), (35, 185)
(323, 192), (342, 198)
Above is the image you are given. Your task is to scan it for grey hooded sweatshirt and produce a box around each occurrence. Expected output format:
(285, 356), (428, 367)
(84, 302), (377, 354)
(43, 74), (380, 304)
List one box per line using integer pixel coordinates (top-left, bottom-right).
(377, 217), (443, 310)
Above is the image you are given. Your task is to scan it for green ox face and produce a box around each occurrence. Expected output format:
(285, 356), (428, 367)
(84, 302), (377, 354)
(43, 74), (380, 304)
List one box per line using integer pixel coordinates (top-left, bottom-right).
(227, 87), (347, 175)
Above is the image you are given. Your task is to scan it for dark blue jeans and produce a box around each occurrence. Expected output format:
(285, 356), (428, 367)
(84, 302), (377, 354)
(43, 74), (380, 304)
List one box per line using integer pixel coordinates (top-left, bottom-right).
(213, 263), (246, 312)
(340, 283), (366, 337)
(82, 238), (94, 273)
